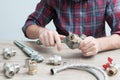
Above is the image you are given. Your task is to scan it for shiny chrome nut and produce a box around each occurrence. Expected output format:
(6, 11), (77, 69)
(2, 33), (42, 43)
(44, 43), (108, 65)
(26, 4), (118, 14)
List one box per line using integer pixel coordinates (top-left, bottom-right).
(3, 63), (20, 78)
(48, 55), (62, 65)
(3, 48), (16, 59)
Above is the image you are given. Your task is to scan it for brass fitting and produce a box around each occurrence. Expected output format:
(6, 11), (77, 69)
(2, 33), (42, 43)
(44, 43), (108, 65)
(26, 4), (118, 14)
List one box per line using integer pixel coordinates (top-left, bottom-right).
(107, 64), (119, 76)
(25, 58), (37, 75)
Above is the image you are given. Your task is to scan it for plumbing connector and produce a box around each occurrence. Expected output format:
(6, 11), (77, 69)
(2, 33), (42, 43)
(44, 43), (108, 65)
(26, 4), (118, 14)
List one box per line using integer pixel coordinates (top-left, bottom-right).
(107, 64), (120, 76)
(50, 63), (109, 80)
(48, 55), (62, 65)
(3, 63), (20, 78)
(102, 57), (120, 76)
(25, 58), (37, 75)
(2, 48), (16, 59)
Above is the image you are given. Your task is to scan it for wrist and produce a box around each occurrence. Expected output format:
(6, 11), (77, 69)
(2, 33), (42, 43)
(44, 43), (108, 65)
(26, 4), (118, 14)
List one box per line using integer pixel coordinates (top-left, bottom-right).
(97, 39), (103, 52)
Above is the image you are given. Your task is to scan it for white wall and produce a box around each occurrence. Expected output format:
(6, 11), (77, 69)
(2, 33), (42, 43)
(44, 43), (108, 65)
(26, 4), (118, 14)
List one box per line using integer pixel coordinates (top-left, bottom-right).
(0, 0), (55, 40)
(0, 0), (38, 40)
(0, 0), (110, 40)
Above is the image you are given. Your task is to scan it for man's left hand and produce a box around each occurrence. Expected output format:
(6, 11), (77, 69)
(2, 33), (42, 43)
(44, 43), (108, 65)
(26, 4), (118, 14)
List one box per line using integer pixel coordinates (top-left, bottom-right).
(79, 36), (100, 56)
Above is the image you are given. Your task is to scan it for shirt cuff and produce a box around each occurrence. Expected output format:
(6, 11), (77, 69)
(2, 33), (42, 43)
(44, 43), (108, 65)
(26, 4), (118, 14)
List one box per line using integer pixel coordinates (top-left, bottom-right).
(22, 21), (37, 38)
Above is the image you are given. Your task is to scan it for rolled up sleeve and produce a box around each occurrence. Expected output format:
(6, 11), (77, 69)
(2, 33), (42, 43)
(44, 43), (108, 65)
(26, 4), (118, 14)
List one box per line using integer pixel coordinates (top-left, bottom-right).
(22, 0), (55, 37)
(105, 0), (120, 35)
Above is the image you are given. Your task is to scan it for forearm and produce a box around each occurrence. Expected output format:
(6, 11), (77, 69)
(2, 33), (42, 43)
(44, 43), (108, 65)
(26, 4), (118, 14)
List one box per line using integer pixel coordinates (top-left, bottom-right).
(26, 25), (46, 39)
(26, 25), (64, 51)
(97, 34), (120, 52)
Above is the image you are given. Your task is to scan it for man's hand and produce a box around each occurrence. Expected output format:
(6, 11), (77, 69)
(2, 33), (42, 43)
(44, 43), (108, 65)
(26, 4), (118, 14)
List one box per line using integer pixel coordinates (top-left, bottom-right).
(38, 29), (65, 51)
(79, 36), (100, 56)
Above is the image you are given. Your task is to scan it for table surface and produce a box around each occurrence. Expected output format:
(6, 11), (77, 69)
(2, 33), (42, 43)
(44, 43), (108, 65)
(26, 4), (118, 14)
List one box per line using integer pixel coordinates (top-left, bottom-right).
(0, 41), (120, 80)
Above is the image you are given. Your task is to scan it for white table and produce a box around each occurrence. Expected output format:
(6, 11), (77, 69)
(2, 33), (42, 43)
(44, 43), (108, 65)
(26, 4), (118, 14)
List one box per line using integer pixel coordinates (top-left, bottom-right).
(0, 41), (119, 80)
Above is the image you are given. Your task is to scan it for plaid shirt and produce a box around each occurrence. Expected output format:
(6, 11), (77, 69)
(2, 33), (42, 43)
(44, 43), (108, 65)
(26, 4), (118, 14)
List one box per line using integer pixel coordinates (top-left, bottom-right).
(23, 0), (120, 38)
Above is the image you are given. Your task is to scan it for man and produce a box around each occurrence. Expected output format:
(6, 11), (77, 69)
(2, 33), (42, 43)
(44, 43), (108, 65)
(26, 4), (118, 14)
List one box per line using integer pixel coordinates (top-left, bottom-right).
(22, 0), (120, 56)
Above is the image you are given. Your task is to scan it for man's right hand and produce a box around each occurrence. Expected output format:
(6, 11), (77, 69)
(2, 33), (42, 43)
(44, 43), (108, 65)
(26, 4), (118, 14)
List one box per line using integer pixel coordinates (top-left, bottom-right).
(38, 29), (65, 51)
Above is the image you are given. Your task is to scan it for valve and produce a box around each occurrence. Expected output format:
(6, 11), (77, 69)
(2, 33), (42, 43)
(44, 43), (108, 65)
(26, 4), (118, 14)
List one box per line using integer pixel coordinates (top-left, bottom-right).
(102, 57), (120, 76)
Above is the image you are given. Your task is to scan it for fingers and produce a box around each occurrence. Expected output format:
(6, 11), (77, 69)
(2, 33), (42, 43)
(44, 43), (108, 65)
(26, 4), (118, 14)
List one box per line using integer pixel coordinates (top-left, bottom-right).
(48, 31), (55, 46)
(79, 36), (99, 56)
(39, 29), (63, 51)
(44, 32), (50, 46)
(82, 46), (98, 56)
(54, 32), (62, 51)
(59, 35), (66, 39)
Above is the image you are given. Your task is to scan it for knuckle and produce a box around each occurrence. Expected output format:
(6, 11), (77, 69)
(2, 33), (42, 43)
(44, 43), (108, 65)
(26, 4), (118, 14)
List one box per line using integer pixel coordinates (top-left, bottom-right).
(79, 46), (84, 50)
(92, 42), (96, 46)
(47, 31), (52, 35)
(46, 44), (49, 46)
(39, 35), (43, 40)
(50, 41), (55, 46)
(44, 33), (48, 38)
(53, 31), (58, 34)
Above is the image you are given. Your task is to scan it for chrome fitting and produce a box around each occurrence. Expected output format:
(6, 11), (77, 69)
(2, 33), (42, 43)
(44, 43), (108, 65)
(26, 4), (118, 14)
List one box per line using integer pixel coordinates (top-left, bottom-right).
(25, 58), (37, 75)
(3, 48), (16, 59)
(64, 32), (86, 49)
(3, 63), (20, 78)
(48, 55), (62, 65)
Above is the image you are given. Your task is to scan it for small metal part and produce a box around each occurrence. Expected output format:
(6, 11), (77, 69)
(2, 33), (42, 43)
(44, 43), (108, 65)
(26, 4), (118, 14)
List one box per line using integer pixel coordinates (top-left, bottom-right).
(108, 67), (117, 76)
(107, 64), (120, 76)
(65, 32), (86, 49)
(25, 58), (37, 75)
(3, 48), (16, 59)
(14, 40), (44, 63)
(3, 63), (20, 78)
(102, 57), (120, 76)
(36, 32), (86, 49)
(36, 40), (42, 45)
(48, 55), (62, 65)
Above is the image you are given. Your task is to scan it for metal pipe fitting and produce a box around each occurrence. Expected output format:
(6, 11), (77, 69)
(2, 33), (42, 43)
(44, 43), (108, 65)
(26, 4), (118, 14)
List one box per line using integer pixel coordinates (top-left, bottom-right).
(2, 48), (16, 59)
(25, 58), (37, 75)
(3, 63), (20, 78)
(108, 64), (120, 76)
(50, 63), (108, 80)
(65, 32), (86, 49)
(48, 55), (62, 65)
